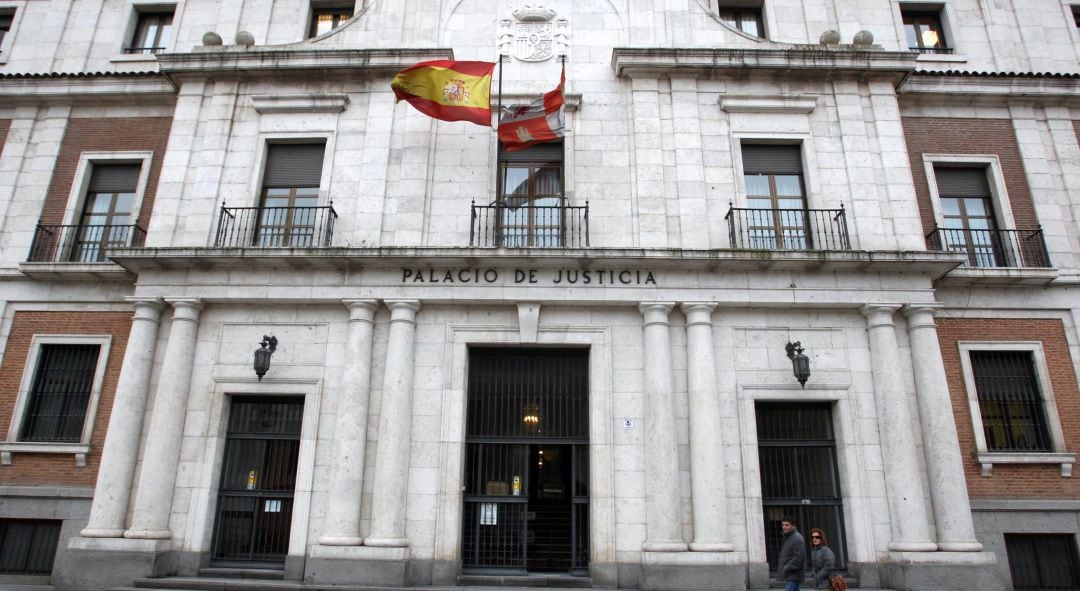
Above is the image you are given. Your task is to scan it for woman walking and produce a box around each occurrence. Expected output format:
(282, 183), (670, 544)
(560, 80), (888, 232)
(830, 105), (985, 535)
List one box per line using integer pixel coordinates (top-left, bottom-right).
(809, 528), (836, 590)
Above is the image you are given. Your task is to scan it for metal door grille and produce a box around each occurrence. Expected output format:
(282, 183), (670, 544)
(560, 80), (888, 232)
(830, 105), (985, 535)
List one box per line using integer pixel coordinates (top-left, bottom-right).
(464, 348), (589, 574)
(20, 344), (100, 442)
(757, 402), (847, 571)
(1005, 534), (1080, 590)
(0, 519), (61, 575)
(211, 397), (302, 564)
(971, 351), (1052, 451)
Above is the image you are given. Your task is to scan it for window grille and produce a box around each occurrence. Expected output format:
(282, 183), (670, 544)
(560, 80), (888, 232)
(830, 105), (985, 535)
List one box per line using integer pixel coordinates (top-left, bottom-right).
(970, 351), (1052, 452)
(1005, 534), (1080, 590)
(0, 519), (61, 575)
(19, 344), (100, 442)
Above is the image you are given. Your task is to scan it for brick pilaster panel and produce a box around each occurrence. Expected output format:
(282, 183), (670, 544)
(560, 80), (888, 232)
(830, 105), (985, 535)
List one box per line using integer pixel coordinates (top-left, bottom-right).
(937, 317), (1080, 499)
(0, 311), (132, 486)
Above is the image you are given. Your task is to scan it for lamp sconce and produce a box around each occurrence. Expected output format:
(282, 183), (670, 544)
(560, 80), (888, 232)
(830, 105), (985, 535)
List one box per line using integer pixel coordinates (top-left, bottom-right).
(522, 402), (540, 433)
(254, 335), (277, 381)
(786, 341), (811, 388)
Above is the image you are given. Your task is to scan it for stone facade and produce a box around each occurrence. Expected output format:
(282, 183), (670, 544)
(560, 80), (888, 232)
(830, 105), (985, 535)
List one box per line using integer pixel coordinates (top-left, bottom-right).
(1, 1), (1079, 591)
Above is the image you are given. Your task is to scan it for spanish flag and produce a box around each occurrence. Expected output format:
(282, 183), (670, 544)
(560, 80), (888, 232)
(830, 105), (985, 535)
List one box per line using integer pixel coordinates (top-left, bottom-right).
(391, 60), (496, 127)
(498, 65), (565, 152)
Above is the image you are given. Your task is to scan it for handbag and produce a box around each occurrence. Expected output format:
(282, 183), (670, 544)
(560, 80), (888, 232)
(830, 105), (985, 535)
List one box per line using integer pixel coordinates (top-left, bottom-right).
(829, 574), (848, 591)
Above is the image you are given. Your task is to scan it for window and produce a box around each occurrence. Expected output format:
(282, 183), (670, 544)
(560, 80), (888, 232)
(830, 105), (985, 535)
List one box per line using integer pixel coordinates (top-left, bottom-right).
(19, 344), (101, 443)
(74, 164), (140, 262)
(0, 519), (61, 575)
(740, 144), (807, 249)
(717, 7), (764, 38)
(0, 9), (12, 53)
(901, 5), (951, 53)
(258, 143), (326, 247)
(958, 342), (1075, 477)
(933, 167), (1001, 267)
(1073, 5), (1080, 28)
(309, 3), (354, 38)
(497, 142), (565, 247)
(1005, 534), (1080, 590)
(126, 7), (173, 54)
(970, 350), (1051, 452)
(1, 335), (111, 466)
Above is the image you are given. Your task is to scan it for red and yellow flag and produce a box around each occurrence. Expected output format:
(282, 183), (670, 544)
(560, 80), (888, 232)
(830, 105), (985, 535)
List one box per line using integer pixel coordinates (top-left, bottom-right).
(498, 65), (566, 152)
(391, 60), (496, 127)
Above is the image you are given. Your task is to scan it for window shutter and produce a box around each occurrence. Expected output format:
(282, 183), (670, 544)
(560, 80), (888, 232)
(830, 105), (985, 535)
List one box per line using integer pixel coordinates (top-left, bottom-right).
(934, 167), (991, 197)
(88, 164), (140, 193)
(263, 143), (326, 188)
(500, 142), (564, 163)
(741, 145), (802, 175)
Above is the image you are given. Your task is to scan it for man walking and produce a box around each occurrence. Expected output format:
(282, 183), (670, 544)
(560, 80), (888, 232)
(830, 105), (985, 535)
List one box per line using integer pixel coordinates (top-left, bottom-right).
(777, 516), (806, 591)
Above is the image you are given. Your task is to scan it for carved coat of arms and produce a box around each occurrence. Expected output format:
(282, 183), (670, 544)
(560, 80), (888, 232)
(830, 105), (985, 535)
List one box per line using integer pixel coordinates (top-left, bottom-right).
(512, 5), (556, 62)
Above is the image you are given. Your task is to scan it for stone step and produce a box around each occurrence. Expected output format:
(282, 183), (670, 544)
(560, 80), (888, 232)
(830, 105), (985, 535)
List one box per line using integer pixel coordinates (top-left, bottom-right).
(457, 575), (592, 588)
(197, 567), (285, 579)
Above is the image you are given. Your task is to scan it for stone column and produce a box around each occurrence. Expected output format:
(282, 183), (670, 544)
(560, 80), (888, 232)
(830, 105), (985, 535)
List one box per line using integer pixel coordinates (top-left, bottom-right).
(903, 305), (983, 552)
(81, 298), (165, 538)
(319, 300), (379, 546)
(639, 303), (687, 552)
(681, 303), (733, 552)
(125, 299), (203, 539)
(860, 304), (936, 552)
(365, 300), (420, 547)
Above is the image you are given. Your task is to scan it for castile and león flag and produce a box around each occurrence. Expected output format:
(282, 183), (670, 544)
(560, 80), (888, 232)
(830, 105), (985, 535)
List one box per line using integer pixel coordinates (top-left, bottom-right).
(391, 59), (566, 152)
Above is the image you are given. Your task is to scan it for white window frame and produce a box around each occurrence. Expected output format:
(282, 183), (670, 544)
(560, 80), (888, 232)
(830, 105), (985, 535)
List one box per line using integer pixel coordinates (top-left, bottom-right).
(62, 151), (153, 230)
(0, 1), (26, 66)
(0, 335), (113, 467)
(708, 0), (770, 41)
(112, 1), (182, 64)
(893, 1), (967, 63)
(957, 341), (1075, 477)
(922, 154), (1016, 231)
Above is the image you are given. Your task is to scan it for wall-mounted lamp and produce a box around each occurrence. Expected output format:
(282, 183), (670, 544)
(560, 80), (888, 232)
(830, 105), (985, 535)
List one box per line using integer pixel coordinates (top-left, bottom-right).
(786, 341), (811, 388)
(522, 402), (540, 433)
(254, 335), (277, 381)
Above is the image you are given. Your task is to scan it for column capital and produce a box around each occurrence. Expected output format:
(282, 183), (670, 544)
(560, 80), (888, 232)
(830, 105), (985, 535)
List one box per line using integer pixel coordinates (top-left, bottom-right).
(385, 299), (420, 322)
(164, 298), (204, 321)
(639, 302), (675, 325)
(902, 303), (945, 325)
(860, 304), (901, 327)
(125, 297), (165, 322)
(343, 299), (379, 323)
(680, 302), (717, 326)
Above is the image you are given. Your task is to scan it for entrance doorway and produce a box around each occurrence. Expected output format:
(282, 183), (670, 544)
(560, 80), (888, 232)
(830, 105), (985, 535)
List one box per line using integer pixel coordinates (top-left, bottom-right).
(757, 402), (847, 572)
(210, 396), (303, 565)
(462, 348), (589, 574)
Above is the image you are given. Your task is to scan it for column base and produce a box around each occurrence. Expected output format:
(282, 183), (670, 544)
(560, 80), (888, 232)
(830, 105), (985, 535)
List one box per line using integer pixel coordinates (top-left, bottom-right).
(639, 551), (748, 591)
(124, 529), (171, 540)
(689, 542), (735, 552)
(318, 535), (364, 546)
(642, 540), (689, 552)
(888, 541), (939, 552)
(879, 551), (1002, 591)
(364, 537), (409, 548)
(937, 541), (984, 552)
(80, 528), (125, 538)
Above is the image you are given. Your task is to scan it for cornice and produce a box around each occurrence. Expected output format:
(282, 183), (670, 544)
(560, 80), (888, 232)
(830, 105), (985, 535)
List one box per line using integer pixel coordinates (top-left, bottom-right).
(899, 72), (1080, 99)
(156, 47), (454, 80)
(610, 47), (918, 81)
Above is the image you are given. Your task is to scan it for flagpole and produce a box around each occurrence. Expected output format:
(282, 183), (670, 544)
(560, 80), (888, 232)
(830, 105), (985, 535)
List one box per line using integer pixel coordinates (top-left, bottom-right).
(496, 54), (505, 128)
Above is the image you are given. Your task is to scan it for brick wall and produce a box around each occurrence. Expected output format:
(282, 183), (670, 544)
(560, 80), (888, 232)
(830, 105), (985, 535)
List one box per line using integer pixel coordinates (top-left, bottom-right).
(0, 119), (9, 152)
(40, 117), (172, 228)
(902, 117), (1038, 239)
(937, 317), (1080, 498)
(0, 311), (132, 486)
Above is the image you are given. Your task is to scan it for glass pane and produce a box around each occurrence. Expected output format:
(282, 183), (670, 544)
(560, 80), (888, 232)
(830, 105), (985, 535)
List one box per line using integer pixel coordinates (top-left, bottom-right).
(941, 198), (961, 216)
(740, 17), (759, 37)
(778, 198), (804, 210)
(904, 23), (918, 48)
(314, 13), (335, 36)
(774, 175), (803, 197)
(963, 198), (989, 216)
(745, 175), (770, 196)
(87, 193), (112, 213)
(746, 197), (772, 210)
(114, 192), (135, 214)
(535, 167), (562, 195)
(503, 167), (530, 196)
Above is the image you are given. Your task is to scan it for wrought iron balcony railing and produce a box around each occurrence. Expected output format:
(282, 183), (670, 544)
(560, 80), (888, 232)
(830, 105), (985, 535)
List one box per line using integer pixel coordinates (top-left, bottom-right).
(28, 223), (147, 263)
(213, 205), (337, 248)
(926, 227), (1050, 269)
(726, 205), (851, 251)
(470, 199), (589, 248)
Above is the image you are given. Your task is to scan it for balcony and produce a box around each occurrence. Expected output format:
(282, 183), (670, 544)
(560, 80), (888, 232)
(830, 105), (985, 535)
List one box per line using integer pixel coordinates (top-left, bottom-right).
(926, 227), (1050, 269)
(725, 205), (851, 251)
(470, 199), (589, 248)
(214, 205), (337, 248)
(28, 223), (147, 263)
